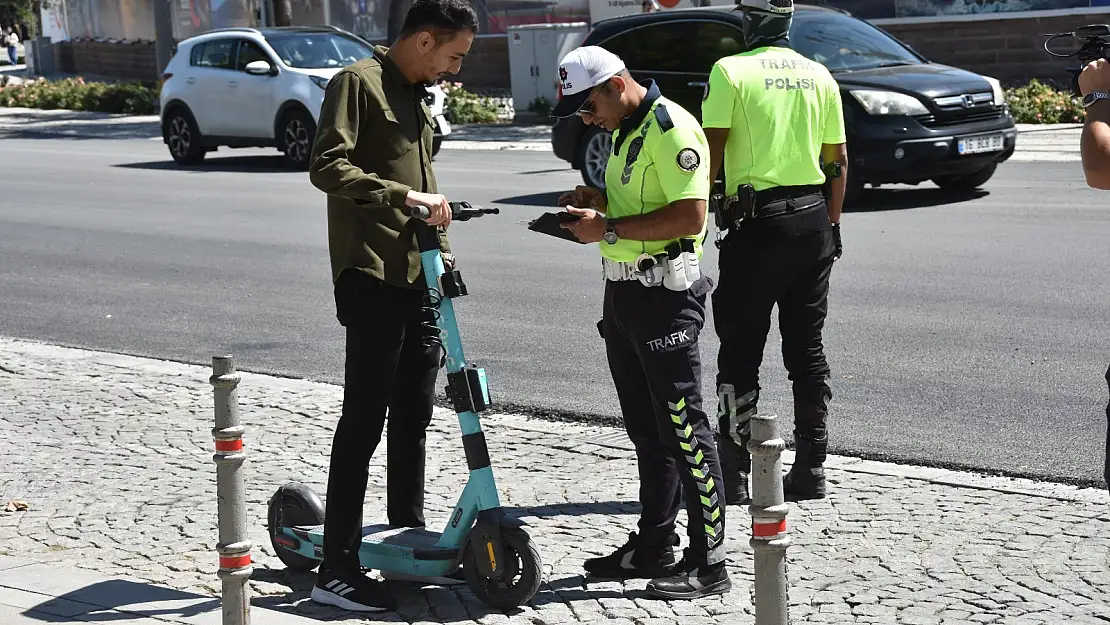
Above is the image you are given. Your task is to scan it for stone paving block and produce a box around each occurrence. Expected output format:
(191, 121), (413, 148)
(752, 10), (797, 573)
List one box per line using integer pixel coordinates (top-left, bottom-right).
(2, 337), (1110, 624)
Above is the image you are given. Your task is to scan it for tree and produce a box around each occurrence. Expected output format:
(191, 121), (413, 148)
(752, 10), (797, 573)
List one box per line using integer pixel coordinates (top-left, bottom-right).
(0, 0), (56, 38)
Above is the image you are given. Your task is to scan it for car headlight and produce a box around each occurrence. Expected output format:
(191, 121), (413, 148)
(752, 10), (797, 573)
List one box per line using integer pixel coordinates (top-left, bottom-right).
(849, 89), (928, 116)
(983, 75), (1005, 106)
(310, 75), (329, 90)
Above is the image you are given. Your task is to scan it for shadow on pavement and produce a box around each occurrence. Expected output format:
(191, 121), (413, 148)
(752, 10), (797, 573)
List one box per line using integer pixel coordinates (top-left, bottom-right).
(114, 155), (304, 174)
(253, 566), (655, 623)
(847, 187), (989, 212)
(24, 579), (219, 622)
(492, 191), (562, 207)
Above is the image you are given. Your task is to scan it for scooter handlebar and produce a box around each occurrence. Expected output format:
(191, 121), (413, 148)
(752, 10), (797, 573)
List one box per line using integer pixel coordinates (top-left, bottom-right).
(409, 202), (500, 222)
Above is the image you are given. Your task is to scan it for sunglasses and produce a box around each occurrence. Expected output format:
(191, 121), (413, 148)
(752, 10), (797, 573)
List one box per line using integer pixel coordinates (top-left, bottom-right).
(575, 84), (603, 117)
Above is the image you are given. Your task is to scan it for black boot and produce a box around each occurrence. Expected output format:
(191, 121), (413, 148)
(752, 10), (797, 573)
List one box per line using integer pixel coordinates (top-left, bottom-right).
(646, 548), (732, 600)
(584, 531), (680, 579)
(783, 434), (827, 500)
(716, 427), (750, 506)
(784, 388), (830, 500)
(716, 384), (754, 506)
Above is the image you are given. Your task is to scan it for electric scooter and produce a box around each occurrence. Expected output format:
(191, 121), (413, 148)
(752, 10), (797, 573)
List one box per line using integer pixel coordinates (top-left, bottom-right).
(267, 202), (543, 610)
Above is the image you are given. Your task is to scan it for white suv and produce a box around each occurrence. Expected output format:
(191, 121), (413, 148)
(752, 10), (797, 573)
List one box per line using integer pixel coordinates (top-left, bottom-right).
(159, 26), (451, 168)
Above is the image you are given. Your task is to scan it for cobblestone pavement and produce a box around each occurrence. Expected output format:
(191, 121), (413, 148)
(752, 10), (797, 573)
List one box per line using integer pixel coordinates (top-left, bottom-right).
(1, 337), (1109, 625)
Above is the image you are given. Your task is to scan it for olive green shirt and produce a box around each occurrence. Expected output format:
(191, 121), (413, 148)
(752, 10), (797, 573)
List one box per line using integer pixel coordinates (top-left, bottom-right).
(309, 46), (450, 289)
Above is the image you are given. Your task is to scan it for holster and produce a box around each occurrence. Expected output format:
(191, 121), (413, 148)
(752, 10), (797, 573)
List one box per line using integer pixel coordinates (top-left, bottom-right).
(713, 184), (756, 234)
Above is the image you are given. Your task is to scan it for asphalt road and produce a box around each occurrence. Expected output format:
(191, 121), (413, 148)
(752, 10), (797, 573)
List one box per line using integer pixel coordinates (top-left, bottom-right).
(1, 135), (1107, 486)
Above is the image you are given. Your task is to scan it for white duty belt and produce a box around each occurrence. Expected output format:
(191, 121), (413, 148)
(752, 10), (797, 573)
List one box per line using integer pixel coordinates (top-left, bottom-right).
(601, 241), (702, 291)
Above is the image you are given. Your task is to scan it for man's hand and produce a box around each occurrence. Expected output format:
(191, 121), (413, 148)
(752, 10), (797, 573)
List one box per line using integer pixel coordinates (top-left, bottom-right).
(831, 223), (843, 262)
(557, 186), (605, 211)
(405, 191), (452, 228)
(1080, 59), (1110, 96)
(559, 206), (605, 243)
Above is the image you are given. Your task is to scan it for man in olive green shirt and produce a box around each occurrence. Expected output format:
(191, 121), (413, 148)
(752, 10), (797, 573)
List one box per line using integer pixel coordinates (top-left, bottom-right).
(306, 0), (478, 612)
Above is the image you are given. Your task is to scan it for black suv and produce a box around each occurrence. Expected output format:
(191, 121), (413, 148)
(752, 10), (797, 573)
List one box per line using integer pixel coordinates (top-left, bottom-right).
(551, 4), (1017, 205)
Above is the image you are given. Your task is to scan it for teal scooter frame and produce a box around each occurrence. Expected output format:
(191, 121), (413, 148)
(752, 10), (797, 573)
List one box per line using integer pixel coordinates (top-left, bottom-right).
(267, 202), (543, 610)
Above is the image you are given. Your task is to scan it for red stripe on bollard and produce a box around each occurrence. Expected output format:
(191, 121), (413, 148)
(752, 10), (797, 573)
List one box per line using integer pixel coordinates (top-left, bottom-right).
(220, 554), (251, 569)
(753, 520), (786, 537)
(214, 439), (243, 452)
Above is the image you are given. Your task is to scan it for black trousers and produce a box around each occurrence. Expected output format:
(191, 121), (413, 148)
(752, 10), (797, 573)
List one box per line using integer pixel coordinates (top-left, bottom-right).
(601, 276), (726, 565)
(713, 198), (836, 440)
(322, 269), (441, 571)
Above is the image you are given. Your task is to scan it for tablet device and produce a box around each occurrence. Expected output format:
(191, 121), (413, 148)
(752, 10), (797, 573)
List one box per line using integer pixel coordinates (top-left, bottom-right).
(527, 211), (586, 244)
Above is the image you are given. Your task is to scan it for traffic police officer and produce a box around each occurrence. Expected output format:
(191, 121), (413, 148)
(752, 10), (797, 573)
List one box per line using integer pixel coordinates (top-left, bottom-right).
(551, 46), (730, 600)
(701, 0), (848, 504)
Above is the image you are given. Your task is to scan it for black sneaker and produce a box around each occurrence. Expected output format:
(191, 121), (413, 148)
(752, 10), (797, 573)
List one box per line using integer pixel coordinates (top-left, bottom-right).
(583, 531), (679, 579)
(311, 568), (396, 612)
(646, 551), (732, 600)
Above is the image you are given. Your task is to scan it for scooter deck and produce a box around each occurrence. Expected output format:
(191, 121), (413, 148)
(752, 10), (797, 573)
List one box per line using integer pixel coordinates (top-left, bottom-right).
(281, 524), (461, 577)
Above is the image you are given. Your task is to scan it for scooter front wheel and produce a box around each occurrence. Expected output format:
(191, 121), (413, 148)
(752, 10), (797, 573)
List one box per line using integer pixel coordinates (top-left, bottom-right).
(463, 526), (542, 610)
(267, 482), (325, 572)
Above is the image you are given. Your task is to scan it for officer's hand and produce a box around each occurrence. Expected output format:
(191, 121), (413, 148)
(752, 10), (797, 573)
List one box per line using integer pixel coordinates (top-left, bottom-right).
(560, 206), (604, 243)
(1080, 59), (1110, 96)
(832, 223), (843, 262)
(557, 186), (603, 210)
(405, 191), (453, 228)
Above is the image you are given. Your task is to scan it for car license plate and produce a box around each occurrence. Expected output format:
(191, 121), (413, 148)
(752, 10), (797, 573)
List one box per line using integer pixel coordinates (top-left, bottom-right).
(957, 133), (1004, 155)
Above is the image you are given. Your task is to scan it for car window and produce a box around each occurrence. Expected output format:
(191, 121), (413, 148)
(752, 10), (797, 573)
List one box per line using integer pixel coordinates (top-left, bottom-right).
(601, 22), (688, 73)
(235, 40), (271, 71)
(791, 12), (920, 73)
(264, 32), (375, 69)
(686, 21), (744, 74)
(189, 43), (204, 66)
(195, 39), (235, 70)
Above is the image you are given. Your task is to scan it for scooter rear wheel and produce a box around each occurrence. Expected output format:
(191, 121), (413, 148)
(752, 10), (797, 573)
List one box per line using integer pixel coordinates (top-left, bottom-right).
(463, 526), (542, 610)
(267, 482), (325, 572)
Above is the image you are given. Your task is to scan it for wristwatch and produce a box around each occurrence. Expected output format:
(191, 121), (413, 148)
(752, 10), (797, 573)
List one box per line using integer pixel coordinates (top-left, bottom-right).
(603, 218), (619, 245)
(1083, 91), (1110, 108)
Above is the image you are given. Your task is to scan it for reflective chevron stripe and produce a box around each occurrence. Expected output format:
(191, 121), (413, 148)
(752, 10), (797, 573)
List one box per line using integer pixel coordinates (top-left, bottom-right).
(668, 396), (724, 547)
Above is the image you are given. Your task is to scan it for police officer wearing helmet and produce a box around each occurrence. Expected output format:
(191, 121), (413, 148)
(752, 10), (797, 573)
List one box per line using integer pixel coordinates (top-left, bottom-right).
(550, 46), (731, 600)
(701, 0), (848, 504)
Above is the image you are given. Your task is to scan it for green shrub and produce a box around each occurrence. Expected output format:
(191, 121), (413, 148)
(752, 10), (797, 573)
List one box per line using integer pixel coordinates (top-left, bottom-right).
(0, 77), (159, 115)
(440, 81), (501, 124)
(526, 96), (551, 117)
(1004, 79), (1084, 124)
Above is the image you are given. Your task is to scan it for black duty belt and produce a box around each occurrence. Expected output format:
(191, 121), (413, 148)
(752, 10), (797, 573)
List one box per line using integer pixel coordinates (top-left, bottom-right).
(754, 184), (824, 209)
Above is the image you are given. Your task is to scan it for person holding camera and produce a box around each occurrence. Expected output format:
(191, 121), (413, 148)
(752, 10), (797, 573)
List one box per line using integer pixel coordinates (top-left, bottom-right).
(1078, 58), (1110, 492)
(701, 0), (848, 504)
(550, 46), (731, 600)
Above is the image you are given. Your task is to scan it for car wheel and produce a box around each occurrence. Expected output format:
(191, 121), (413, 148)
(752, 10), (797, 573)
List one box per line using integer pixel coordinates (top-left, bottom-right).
(578, 127), (612, 190)
(432, 135), (443, 159)
(931, 162), (997, 191)
(164, 109), (205, 165)
(280, 109), (316, 170)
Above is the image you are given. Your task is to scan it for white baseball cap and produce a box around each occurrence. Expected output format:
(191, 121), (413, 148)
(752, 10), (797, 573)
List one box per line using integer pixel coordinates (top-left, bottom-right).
(551, 46), (627, 119)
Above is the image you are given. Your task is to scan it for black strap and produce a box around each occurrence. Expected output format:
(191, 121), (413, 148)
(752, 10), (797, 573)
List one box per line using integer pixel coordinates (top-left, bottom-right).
(754, 185), (822, 208)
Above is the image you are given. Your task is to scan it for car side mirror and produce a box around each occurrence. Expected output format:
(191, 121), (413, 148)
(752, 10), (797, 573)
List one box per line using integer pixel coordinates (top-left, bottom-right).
(245, 60), (275, 76)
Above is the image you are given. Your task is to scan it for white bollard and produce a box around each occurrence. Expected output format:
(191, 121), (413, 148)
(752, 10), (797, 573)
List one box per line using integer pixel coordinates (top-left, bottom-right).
(748, 413), (790, 625)
(211, 356), (251, 625)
